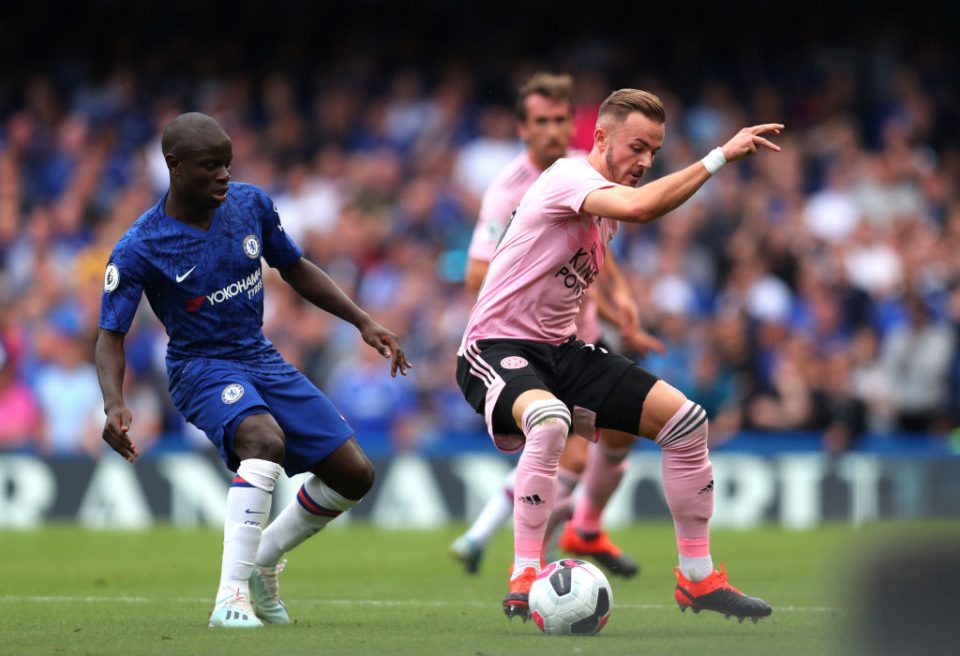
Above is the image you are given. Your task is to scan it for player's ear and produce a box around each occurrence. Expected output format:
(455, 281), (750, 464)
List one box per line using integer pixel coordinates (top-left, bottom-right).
(517, 119), (529, 142)
(594, 126), (608, 151)
(164, 153), (180, 174)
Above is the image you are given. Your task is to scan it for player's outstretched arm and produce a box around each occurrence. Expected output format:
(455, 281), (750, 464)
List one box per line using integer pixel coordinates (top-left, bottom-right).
(583, 123), (784, 224)
(94, 328), (138, 462)
(717, 123), (784, 163)
(279, 257), (412, 377)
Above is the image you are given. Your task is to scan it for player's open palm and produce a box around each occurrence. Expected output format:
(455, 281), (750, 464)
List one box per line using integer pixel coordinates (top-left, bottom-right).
(102, 403), (138, 462)
(359, 319), (412, 377)
(721, 124), (784, 162)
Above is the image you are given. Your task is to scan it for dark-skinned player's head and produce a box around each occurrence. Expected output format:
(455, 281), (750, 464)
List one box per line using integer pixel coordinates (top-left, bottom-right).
(162, 112), (232, 211)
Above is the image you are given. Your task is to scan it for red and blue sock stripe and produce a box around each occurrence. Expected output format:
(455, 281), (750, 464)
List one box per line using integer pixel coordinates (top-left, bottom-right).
(231, 476), (255, 488)
(297, 486), (342, 517)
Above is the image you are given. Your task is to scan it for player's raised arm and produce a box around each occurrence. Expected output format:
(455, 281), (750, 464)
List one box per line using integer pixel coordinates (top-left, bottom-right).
(583, 123), (783, 224)
(94, 327), (138, 462)
(278, 257), (412, 376)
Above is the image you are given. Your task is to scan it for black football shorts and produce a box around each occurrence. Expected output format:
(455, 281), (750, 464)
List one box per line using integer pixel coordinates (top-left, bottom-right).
(457, 337), (658, 451)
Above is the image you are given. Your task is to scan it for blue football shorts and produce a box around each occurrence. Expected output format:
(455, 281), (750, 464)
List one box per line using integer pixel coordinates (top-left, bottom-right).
(169, 358), (354, 476)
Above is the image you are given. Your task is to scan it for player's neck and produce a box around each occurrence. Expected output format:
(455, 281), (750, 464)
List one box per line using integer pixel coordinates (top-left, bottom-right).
(527, 150), (564, 173)
(164, 195), (214, 231)
(586, 149), (610, 181)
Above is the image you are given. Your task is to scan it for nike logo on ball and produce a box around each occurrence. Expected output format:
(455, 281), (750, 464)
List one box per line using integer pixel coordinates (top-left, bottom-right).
(175, 266), (197, 283)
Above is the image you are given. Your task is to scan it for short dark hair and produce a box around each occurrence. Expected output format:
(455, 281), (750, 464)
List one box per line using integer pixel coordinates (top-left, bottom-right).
(597, 89), (666, 126)
(161, 112), (228, 157)
(516, 72), (574, 121)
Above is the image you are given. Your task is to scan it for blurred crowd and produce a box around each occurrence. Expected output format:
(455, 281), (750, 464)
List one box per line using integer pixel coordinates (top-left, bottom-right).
(1, 11), (958, 459)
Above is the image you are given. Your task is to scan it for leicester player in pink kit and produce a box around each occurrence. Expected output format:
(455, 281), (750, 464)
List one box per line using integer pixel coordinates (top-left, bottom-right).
(450, 73), (663, 578)
(456, 88), (781, 622)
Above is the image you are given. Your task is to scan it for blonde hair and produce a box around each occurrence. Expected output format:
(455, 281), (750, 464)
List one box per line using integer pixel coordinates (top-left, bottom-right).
(597, 89), (666, 126)
(516, 72), (574, 120)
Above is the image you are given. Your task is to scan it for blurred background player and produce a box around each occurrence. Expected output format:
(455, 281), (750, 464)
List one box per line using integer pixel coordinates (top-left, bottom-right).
(456, 88), (781, 620)
(96, 113), (410, 628)
(449, 73), (665, 578)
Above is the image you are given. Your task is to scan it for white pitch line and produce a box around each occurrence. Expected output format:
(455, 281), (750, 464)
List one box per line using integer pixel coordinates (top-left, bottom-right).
(0, 595), (840, 612)
(0, 596), (152, 603)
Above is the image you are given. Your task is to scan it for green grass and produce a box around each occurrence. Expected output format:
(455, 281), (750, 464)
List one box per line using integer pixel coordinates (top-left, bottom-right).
(1, 520), (957, 655)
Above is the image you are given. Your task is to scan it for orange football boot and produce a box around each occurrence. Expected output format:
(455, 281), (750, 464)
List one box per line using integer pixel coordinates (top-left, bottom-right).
(558, 523), (639, 578)
(675, 563), (773, 623)
(503, 566), (538, 620)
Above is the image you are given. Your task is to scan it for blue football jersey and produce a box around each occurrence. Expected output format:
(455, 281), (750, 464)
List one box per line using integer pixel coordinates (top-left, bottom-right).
(99, 183), (302, 367)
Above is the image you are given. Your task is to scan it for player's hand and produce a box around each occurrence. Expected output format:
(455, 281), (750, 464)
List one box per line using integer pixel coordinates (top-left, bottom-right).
(613, 290), (641, 335)
(102, 403), (138, 462)
(358, 319), (413, 377)
(622, 328), (667, 357)
(720, 124), (784, 163)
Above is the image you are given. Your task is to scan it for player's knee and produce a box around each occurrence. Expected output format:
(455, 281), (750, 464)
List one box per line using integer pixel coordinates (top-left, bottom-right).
(521, 400), (571, 435)
(327, 450), (375, 500)
(355, 459), (375, 497)
(520, 400), (571, 469)
(259, 436), (286, 463)
(597, 441), (632, 467)
(235, 429), (286, 464)
(656, 402), (708, 451)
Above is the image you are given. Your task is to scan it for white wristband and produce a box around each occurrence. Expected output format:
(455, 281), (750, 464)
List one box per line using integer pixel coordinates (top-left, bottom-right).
(701, 147), (727, 175)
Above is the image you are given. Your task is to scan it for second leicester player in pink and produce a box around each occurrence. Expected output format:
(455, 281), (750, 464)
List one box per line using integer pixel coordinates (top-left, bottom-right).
(456, 88), (781, 622)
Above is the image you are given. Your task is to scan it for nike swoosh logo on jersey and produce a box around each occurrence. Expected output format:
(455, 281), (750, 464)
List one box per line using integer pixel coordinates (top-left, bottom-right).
(175, 266), (197, 283)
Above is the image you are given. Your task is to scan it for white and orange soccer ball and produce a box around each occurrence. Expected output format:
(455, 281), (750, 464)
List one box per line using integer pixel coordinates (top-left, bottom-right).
(529, 558), (613, 636)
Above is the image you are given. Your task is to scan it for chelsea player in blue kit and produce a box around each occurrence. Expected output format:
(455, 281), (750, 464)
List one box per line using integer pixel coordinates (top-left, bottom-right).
(96, 113), (411, 628)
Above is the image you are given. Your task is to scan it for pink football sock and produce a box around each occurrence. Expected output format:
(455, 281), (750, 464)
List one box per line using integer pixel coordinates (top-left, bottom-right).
(555, 466), (580, 511)
(571, 441), (630, 535)
(513, 400), (571, 570)
(656, 401), (714, 569)
(542, 466), (580, 545)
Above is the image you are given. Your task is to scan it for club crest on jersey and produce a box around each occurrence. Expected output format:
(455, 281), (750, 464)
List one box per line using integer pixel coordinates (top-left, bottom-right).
(221, 384), (245, 404)
(104, 263), (120, 292)
(242, 235), (260, 259)
(500, 356), (529, 370)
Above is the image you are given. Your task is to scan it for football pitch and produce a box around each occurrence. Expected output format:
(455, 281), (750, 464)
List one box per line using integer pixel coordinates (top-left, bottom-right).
(1, 520), (956, 655)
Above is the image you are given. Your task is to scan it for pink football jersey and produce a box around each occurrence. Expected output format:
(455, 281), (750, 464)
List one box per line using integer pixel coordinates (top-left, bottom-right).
(461, 157), (618, 349)
(466, 151), (541, 264)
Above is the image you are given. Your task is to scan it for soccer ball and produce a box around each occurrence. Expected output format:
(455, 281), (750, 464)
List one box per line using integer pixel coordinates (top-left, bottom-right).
(529, 558), (613, 636)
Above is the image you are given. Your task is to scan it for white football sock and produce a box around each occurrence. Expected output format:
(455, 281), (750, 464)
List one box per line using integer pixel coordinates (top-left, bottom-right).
(218, 459), (282, 594)
(679, 555), (715, 582)
(464, 467), (516, 547)
(256, 475), (358, 567)
(512, 557), (541, 578)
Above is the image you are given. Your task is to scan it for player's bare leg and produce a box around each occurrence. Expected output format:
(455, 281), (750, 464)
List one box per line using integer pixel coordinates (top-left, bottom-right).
(643, 381), (771, 622)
